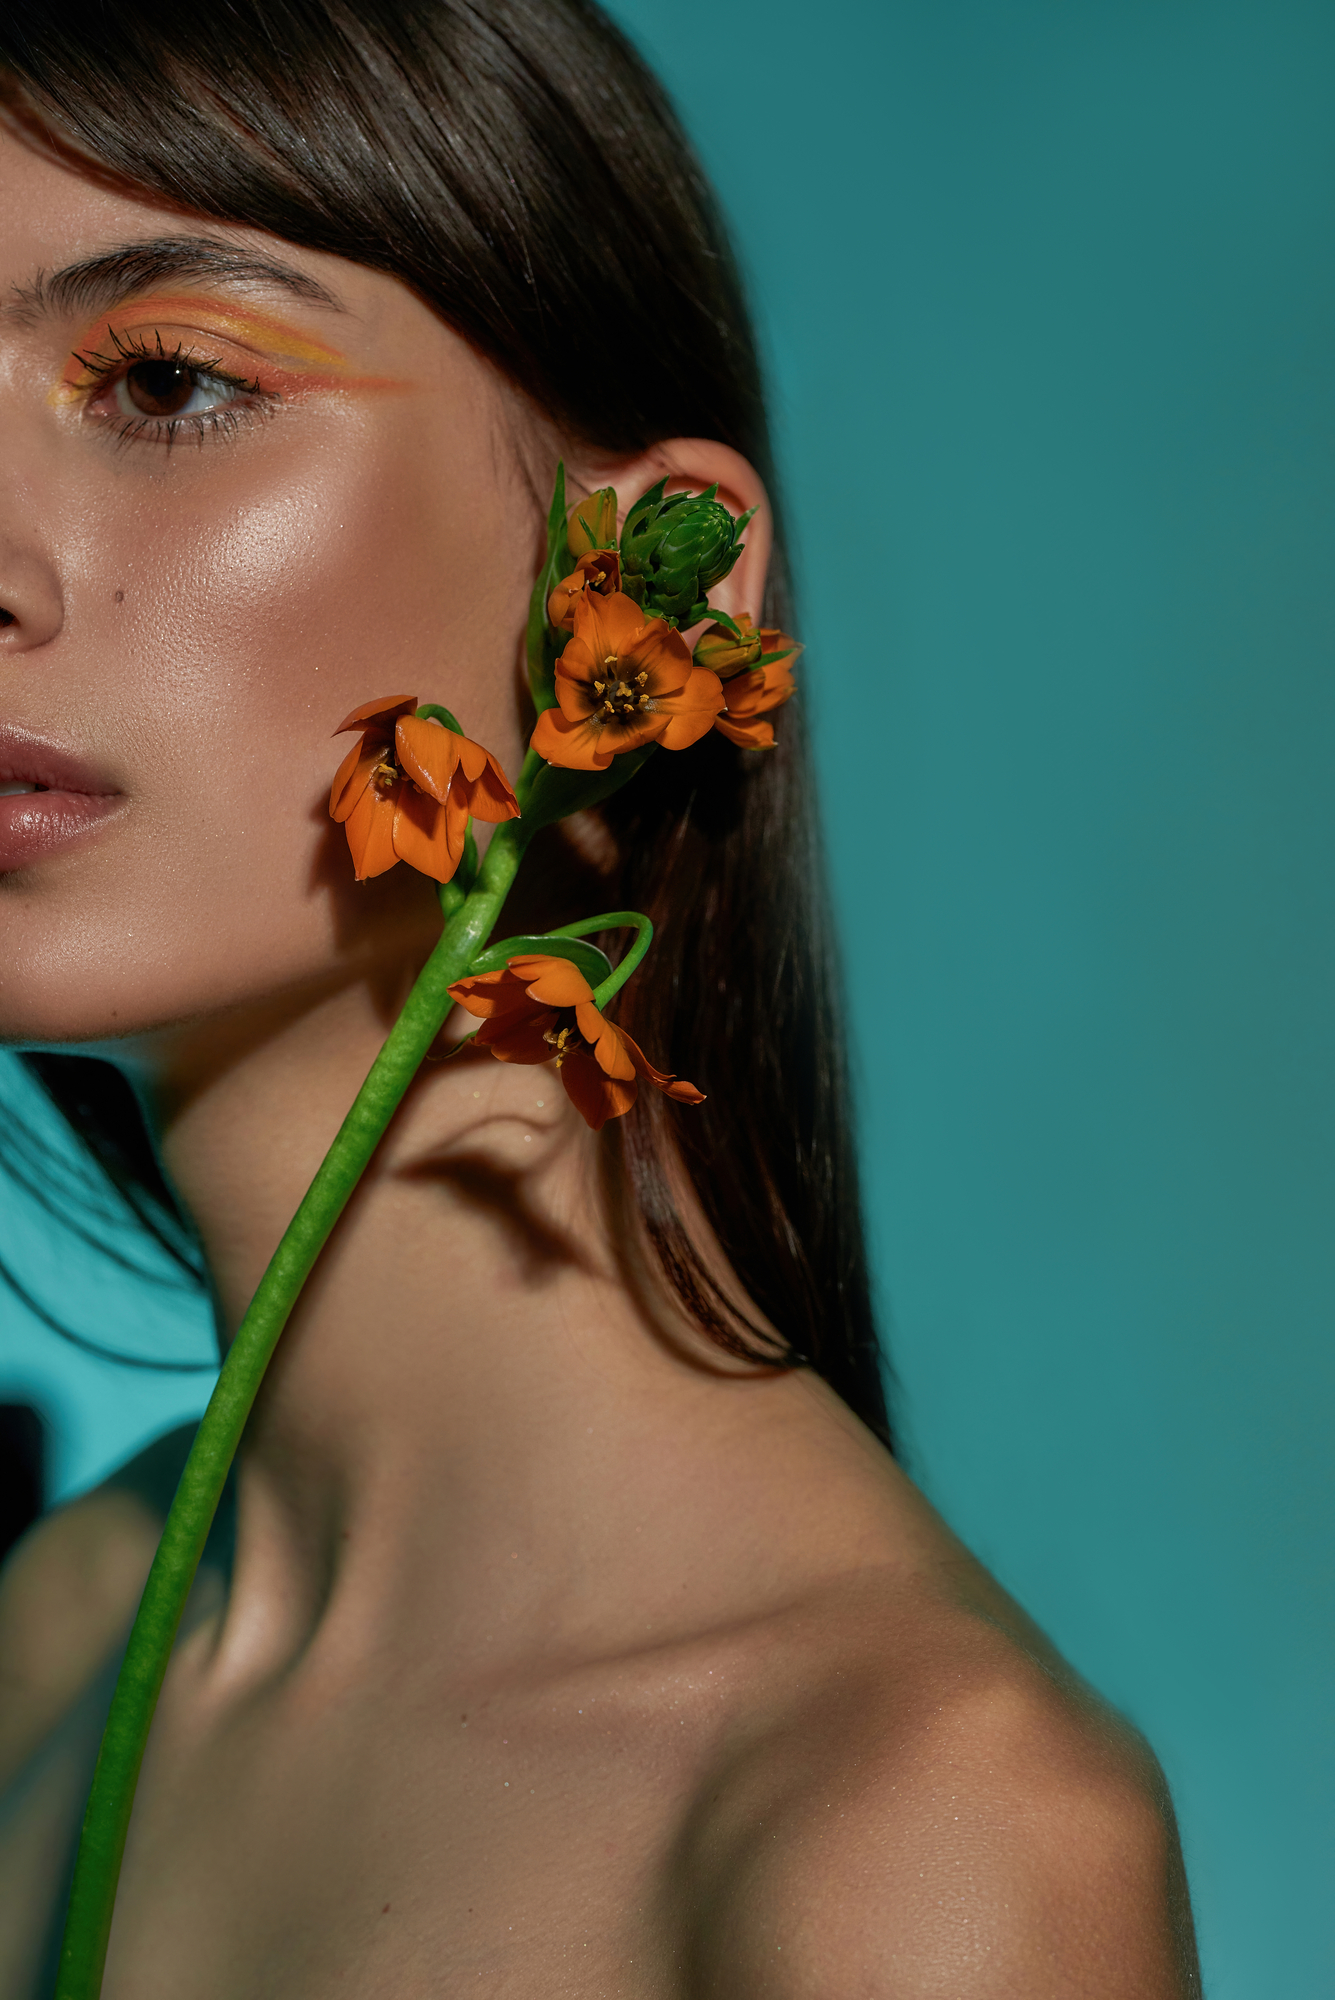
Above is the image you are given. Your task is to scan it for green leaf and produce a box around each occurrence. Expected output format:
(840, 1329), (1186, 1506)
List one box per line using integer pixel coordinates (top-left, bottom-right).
(519, 744), (656, 833)
(704, 608), (743, 640)
(464, 932), (613, 985)
(526, 463), (572, 714)
(625, 474), (668, 520)
(754, 646), (798, 667)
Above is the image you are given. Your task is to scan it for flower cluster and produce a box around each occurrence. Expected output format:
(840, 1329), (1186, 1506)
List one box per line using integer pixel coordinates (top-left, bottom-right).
(533, 480), (800, 771)
(326, 467), (802, 1128)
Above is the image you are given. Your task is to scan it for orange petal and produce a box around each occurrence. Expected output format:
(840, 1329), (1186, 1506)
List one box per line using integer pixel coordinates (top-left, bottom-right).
(531, 706), (615, 771)
(589, 711), (668, 760)
(548, 574), (581, 631)
(656, 667), (726, 751)
(329, 738), (378, 822)
(449, 967), (534, 1018)
(714, 715), (776, 750)
(618, 1027), (706, 1105)
(456, 736), (490, 782)
(559, 1044), (637, 1130)
(334, 694), (416, 736)
(759, 630), (803, 665)
(723, 658), (796, 720)
(506, 954), (594, 1008)
(660, 1077), (707, 1103)
(574, 998), (608, 1044)
(395, 714), (462, 803)
(582, 1012), (638, 1082)
(456, 744), (520, 822)
(552, 644), (601, 721)
(623, 624), (694, 698)
(661, 663), (725, 714)
(570, 588), (653, 660)
(478, 1011), (559, 1064)
(342, 784), (400, 879)
(392, 785), (463, 882)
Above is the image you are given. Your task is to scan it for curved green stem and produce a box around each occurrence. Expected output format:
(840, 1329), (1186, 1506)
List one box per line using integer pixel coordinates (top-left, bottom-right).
(549, 910), (654, 1007)
(54, 814), (533, 2000)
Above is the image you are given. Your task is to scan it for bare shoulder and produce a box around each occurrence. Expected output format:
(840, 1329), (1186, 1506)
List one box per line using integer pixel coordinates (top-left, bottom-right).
(674, 1455), (1200, 1999)
(0, 1423), (198, 1786)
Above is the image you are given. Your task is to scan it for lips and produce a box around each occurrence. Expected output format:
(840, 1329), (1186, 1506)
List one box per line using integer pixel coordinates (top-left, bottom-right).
(0, 730), (124, 872)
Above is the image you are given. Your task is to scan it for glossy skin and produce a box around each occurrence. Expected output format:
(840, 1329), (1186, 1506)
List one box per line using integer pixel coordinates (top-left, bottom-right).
(0, 121), (1199, 1997)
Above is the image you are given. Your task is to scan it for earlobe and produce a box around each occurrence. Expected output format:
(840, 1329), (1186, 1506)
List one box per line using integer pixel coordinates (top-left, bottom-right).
(569, 437), (772, 626)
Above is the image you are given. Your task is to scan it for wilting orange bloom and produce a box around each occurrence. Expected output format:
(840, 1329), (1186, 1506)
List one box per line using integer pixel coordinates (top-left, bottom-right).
(329, 695), (518, 882)
(547, 548), (622, 631)
(531, 591), (724, 771)
(713, 641), (800, 750)
(447, 953), (705, 1131)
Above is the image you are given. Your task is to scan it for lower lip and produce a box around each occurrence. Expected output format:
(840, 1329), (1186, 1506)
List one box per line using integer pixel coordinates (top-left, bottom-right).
(0, 790), (124, 871)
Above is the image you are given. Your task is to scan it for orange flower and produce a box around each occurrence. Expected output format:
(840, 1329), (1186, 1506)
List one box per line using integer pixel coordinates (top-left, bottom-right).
(531, 591), (724, 771)
(713, 642), (800, 750)
(447, 953), (705, 1131)
(547, 548), (622, 631)
(329, 695), (518, 882)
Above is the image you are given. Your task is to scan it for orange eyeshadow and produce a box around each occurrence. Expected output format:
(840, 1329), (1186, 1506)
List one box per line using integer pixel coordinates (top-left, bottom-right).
(53, 292), (405, 403)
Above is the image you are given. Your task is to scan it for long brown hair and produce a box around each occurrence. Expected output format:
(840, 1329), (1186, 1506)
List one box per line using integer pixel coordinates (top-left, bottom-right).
(0, 0), (892, 1447)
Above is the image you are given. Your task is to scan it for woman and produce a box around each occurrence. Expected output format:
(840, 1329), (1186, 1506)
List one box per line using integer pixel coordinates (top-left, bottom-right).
(0, 2), (1199, 1992)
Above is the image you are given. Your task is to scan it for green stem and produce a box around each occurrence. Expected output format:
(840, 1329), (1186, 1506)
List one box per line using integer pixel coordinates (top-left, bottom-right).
(54, 814), (533, 2000)
(548, 911), (654, 1007)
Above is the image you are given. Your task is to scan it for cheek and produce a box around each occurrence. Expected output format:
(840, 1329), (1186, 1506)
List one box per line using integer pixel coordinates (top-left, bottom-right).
(0, 397), (535, 1040)
(108, 403), (528, 792)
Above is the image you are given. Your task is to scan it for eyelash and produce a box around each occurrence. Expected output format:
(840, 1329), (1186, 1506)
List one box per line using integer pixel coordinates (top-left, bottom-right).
(72, 328), (279, 450)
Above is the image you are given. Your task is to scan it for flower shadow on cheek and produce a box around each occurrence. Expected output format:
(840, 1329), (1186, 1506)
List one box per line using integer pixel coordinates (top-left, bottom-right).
(304, 786), (441, 973)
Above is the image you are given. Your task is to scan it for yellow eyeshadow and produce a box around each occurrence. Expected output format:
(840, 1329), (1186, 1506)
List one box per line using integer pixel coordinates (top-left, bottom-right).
(51, 292), (356, 404)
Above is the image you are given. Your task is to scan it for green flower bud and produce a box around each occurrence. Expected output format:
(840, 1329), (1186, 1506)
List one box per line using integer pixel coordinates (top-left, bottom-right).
(620, 479), (753, 624)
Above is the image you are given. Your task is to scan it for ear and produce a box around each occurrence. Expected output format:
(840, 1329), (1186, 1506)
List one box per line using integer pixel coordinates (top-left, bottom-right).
(567, 438), (772, 626)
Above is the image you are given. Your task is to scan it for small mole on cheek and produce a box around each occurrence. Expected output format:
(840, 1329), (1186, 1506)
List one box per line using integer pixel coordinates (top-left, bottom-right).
(114, 590), (124, 604)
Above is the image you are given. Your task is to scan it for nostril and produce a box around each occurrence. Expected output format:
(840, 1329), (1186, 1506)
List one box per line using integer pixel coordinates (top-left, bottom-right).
(0, 610), (14, 627)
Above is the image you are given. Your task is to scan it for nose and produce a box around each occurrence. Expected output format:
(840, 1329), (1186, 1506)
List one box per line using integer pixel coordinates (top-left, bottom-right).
(0, 536), (63, 651)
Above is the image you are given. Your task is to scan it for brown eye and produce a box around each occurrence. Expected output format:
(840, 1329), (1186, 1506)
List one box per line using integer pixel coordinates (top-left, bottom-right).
(109, 358), (243, 425)
(122, 359), (199, 416)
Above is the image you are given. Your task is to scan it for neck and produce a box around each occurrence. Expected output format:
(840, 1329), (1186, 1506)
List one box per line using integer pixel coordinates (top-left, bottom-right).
(129, 967), (808, 1684)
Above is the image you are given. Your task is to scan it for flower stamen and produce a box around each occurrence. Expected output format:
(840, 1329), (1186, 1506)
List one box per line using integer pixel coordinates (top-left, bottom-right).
(542, 1018), (581, 1067)
(598, 671), (652, 719)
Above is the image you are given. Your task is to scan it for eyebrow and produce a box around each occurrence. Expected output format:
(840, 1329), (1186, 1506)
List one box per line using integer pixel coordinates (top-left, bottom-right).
(3, 234), (343, 326)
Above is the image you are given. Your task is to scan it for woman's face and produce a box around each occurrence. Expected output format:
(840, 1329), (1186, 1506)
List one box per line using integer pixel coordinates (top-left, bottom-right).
(0, 121), (542, 1048)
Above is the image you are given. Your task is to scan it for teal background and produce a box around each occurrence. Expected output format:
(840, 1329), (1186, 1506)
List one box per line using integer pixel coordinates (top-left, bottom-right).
(2, 1), (1332, 1990)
